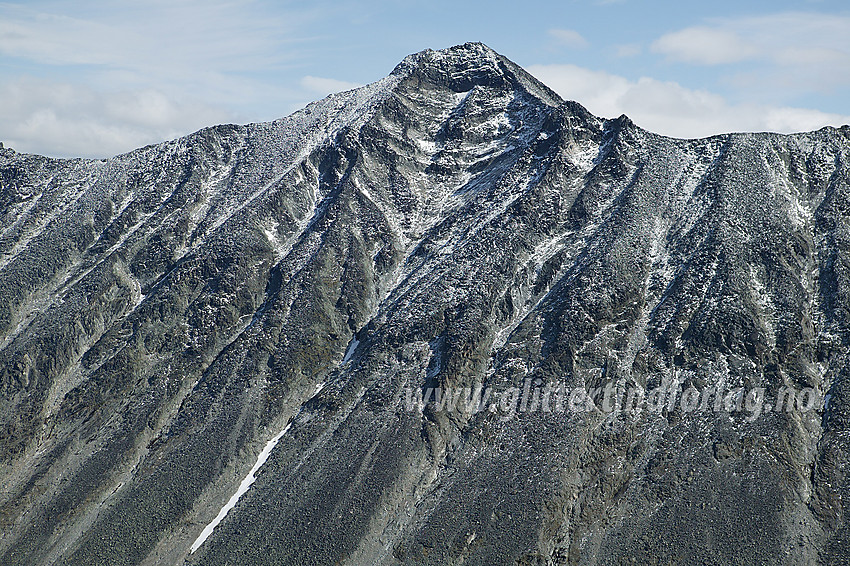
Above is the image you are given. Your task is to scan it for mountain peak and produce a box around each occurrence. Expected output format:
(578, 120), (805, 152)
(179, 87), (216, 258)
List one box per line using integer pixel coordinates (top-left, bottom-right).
(392, 42), (562, 108)
(392, 42), (497, 73)
(2, 42), (850, 566)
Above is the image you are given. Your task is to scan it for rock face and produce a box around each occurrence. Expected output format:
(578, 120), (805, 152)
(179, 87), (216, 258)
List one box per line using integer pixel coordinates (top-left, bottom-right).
(1, 42), (849, 565)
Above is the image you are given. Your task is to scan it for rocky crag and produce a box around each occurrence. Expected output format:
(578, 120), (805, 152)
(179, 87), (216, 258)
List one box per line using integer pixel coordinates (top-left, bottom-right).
(1, 43), (849, 565)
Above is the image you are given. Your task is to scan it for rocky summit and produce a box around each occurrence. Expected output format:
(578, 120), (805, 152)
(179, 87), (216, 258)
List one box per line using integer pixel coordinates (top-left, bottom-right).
(1, 42), (850, 565)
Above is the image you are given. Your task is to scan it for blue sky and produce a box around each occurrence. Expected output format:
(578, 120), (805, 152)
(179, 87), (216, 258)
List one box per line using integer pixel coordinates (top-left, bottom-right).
(1, 0), (849, 157)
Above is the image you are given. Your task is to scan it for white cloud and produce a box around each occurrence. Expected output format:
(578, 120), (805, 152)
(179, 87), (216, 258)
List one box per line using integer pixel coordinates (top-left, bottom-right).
(0, 1), (319, 157)
(0, 77), (234, 158)
(0, 1), (303, 73)
(651, 27), (758, 65)
(300, 76), (363, 97)
(650, 13), (850, 93)
(548, 29), (589, 49)
(526, 63), (850, 139)
(615, 43), (642, 58)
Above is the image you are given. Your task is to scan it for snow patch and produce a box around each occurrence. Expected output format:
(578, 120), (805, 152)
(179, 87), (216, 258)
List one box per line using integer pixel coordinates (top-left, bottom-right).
(570, 141), (600, 172)
(189, 421), (293, 553)
(261, 219), (289, 261)
(749, 264), (776, 348)
(787, 196), (811, 230)
(342, 335), (360, 364)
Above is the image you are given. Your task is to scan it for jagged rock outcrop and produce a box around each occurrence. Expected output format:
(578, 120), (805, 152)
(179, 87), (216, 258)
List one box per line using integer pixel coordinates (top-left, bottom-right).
(1, 42), (849, 565)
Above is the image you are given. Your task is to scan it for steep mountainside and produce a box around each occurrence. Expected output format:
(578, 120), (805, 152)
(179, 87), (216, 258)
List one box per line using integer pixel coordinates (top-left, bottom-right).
(1, 43), (850, 565)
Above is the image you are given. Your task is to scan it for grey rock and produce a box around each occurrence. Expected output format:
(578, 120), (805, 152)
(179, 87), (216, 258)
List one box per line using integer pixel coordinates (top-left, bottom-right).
(0, 42), (849, 565)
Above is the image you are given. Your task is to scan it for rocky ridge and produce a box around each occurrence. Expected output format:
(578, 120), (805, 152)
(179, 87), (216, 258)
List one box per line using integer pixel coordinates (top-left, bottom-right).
(1, 43), (850, 565)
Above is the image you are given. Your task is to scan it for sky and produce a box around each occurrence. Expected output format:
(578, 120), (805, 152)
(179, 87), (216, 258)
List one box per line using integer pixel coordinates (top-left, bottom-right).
(1, 0), (849, 158)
